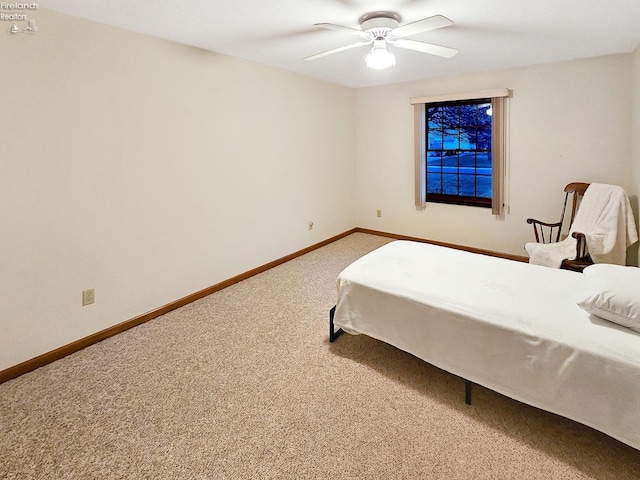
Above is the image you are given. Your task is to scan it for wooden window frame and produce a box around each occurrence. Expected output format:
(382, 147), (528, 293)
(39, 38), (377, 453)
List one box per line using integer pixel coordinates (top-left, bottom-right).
(424, 98), (493, 208)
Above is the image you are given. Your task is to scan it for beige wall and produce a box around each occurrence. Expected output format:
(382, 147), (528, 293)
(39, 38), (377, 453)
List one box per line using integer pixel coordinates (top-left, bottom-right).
(355, 55), (634, 256)
(0, 10), (356, 369)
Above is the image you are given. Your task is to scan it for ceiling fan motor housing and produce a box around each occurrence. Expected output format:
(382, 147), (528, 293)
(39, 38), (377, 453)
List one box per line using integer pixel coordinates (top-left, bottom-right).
(361, 16), (399, 38)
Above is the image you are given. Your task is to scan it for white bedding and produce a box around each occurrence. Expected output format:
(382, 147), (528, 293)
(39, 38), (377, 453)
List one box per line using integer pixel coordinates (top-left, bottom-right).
(333, 240), (640, 450)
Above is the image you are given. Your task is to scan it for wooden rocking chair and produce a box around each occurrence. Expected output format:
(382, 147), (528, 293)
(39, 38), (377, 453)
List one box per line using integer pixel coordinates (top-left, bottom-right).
(526, 182), (593, 272)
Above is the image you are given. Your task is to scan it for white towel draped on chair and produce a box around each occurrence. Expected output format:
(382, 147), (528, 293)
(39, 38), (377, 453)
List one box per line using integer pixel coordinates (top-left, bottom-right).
(525, 183), (638, 268)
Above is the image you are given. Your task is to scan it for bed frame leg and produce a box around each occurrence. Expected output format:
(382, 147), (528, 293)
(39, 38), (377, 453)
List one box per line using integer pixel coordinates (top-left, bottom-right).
(329, 305), (344, 342)
(465, 379), (473, 405)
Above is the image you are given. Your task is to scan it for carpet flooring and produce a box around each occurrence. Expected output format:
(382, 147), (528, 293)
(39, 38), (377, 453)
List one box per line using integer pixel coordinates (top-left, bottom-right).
(1, 232), (640, 479)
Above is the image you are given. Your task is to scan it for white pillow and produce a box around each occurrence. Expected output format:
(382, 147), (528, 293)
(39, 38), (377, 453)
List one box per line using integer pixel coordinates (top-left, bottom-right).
(577, 264), (640, 333)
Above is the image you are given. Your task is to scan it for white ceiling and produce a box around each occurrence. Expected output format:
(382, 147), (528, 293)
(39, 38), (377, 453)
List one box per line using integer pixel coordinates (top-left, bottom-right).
(44, 0), (640, 89)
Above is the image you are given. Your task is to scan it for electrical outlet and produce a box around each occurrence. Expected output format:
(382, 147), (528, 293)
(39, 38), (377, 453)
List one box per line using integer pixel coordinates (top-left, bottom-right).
(308, 221), (314, 230)
(82, 288), (95, 306)
(377, 209), (382, 218)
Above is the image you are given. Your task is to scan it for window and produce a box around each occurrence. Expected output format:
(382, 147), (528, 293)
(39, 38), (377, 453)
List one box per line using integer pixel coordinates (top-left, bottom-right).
(412, 89), (509, 215)
(425, 99), (492, 208)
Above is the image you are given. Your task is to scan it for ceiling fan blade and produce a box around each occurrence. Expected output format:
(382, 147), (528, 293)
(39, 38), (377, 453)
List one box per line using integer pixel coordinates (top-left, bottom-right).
(394, 39), (459, 58)
(391, 15), (454, 38)
(314, 23), (370, 39)
(304, 41), (371, 61)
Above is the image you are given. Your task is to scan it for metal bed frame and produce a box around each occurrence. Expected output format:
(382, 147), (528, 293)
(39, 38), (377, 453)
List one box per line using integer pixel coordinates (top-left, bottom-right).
(329, 305), (473, 405)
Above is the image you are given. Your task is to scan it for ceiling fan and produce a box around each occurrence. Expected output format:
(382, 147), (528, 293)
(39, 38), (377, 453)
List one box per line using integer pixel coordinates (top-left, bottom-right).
(305, 12), (458, 69)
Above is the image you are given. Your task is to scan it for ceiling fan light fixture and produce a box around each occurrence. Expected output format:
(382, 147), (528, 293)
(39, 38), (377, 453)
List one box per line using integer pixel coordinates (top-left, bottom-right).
(365, 40), (395, 69)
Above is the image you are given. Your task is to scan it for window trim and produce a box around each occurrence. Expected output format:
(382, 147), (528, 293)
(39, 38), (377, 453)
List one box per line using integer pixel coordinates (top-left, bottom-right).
(412, 89), (510, 216)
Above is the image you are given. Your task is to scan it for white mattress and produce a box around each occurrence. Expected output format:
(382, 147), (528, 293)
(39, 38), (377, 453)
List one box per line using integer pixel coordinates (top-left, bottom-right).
(333, 240), (640, 450)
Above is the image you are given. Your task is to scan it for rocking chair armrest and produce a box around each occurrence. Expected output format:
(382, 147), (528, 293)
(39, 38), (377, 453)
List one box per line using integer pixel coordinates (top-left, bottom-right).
(570, 231), (588, 260)
(526, 218), (562, 228)
(526, 217), (564, 243)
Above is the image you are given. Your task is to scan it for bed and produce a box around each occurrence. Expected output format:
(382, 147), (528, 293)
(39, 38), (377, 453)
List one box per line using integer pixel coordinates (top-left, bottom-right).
(330, 240), (640, 450)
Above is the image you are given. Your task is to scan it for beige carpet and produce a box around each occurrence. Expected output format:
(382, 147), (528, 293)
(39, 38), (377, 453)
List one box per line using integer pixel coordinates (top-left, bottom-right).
(1, 232), (640, 479)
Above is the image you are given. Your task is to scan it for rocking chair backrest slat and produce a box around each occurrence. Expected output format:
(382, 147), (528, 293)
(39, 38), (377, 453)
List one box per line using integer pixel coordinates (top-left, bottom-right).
(564, 182), (590, 231)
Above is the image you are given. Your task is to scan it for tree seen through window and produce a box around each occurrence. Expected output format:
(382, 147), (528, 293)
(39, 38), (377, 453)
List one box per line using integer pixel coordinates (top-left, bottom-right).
(426, 98), (492, 207)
